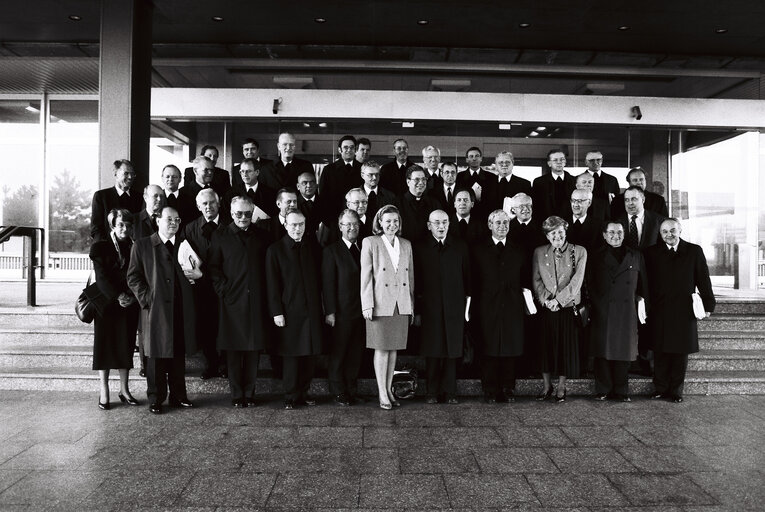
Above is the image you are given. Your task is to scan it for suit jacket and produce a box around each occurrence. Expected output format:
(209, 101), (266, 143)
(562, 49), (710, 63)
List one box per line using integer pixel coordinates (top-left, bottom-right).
(265, 235), (324, 356)
(255, 215), (285, 244)
(90, 187), (143, 242)
(322, 239), (362, 320)
(259, 157), (313, 192)
(428, 183), (459, 217)
(297, 194), (325, 236)
(532, 243), (587, 308)
(231, 157), (273, 189)
(395, 192), (440, 244)
(563, 196), (610, 225)
(483, 174), (532, 215)
(183, 166), (231, 197)
(564, 214), (604, 255)
(322, 215), (372, 247)
(644, 239), (715, 354)
(414, 236), (471, 358)
(132, 210), (158, 243)
(126, 233), (198, 358)
(222, 183), (277, 223)
(178, 185), (203, 223)
(165, 190), (197, 228)
(586, 245), (647, 361)
(611, 190), (669, 218)
(319, 159), (363, 223)
(448, 214), (489, 246)
(618, 210), (664, 251)
(364, 186), (397, 221)
(589, 171), (620, 201)
(360, 235), (414, 316)
(471, 238), (527, 357)
(380, 159), (419, 197)
(208, 223), (270, 351)
(532, 172), (577, 221)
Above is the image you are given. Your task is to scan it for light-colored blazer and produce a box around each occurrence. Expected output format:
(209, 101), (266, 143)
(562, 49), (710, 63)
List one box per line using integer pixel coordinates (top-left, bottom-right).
(360, 235), (415, 316)
(532, 243), (587, 308)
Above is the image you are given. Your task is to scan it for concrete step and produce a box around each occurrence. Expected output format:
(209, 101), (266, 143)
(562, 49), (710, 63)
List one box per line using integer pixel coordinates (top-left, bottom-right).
(1, 310), (85, 329)
(698, 315), (765, 331)
(0, 328), (93, 346)
(688, 350), (765, 371)
(714, 300), (765, 315)
(699, 332), (765, 350)
(0, 366), (763, 395)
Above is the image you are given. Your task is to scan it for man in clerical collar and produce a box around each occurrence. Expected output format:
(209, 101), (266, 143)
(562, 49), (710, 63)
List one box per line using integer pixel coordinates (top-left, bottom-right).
(360, 160), (395, 221)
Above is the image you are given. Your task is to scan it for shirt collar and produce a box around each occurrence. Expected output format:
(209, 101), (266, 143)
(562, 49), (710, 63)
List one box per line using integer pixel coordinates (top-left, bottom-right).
(246, 183), (259, 193)
(492, 236), (506, 245)
(364, 184), (377, 195)
(164, 189), (179, 198)
(114, 185), (130, 196)
(158, 233), (176, 245)
(573, 213), (587, 223)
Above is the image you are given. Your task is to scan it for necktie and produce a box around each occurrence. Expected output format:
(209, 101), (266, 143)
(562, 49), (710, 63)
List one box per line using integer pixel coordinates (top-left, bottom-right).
(346, 163), (354, 171)
(459, 218), (467, 234)
(202, 221), (216, 240)
(247, 188), (257, 202)
(350, 242), (361, 267)
(438, 240), (445, 251)
(118, 192), (131, 209)
(367, 190), (377, 214)
(151, 214), (159, 232)
(553, 176), (565, 212)
(165, 240), (174, 255)
(628, 215), (639, 248)
(166, 194), (177, 208)
(446, 187), (453, 205)
(497, 241), (505, 250)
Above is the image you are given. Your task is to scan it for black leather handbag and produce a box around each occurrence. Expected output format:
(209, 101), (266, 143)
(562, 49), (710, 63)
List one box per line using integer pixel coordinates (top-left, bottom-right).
(75, 273), (103, 324)
(391, 368), (418, 399)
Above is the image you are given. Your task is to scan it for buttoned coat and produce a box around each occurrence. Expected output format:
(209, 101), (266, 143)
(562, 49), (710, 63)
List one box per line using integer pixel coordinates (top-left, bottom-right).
(380, 159), (419, 197)
(360, 236), (414, 317)
(617, 209), (665, 251)
(90, 187), (143, 242)
(644, 239), (715, 354)
(414, 236), (471, 358)
(126, 233), (198, 358)
(532, 243), (587, 308)
(322, 239), (362, 320)
(208, 223), (270, 352)
(532, 172), (577, 221)
(260, 157), (314, 192)
(395, 192), (440, 244)
(471, 238), (527, 357)
(265, 235), (324, 356)
(586, 245), (647, 361)
(483, 174), (533, 215)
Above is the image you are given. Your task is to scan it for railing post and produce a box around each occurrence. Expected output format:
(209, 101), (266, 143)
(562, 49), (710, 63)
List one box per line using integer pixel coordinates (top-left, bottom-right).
(27, 232), (37, 306)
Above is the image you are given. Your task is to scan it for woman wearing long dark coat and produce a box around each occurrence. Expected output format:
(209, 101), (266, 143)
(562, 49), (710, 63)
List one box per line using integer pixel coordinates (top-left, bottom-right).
(90, 208), (139, 409)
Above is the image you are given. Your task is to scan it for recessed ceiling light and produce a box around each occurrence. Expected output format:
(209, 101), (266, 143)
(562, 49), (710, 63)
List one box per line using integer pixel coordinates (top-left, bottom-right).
(68, 15), (81, 21)
(318, 122), (327, 128)
(211, 16), (224, 22)
(417, 20), (429, 26)
(529, 131), (539, 137)
(618, 25), (630, 31)
(498, 123), (513, 130)
(402, 121), (415, 128)
(314, 17), (327, 23)
(303, 122), (311, 128)
(715, 28), (728, 34)
(518, 23), (531, 28)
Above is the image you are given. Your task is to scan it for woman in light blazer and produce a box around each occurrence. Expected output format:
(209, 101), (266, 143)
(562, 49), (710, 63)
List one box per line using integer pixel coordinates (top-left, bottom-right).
(532, 216), (587, 403)
(361, 204), (415, 409)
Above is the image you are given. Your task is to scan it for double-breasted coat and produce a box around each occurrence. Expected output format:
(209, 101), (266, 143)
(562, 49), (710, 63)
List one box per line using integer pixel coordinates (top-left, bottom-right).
(471, 238), (527, 357)
(360, 235), (415, 317)
(414, 236), (472, 358)
(208, 223), (270, 352)
(126, 233), (198, 358)
(265, 235), (324, 357)
(644, 239), (715, 354)
(586, 245), (647, 361)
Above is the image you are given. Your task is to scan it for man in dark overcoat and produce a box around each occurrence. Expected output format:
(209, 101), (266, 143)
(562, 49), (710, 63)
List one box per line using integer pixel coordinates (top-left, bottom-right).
(586, 222), (648, 402)
(395, 166), (440, 244)
(208, 195), (270, 408)
(90, 159), (142, 242)
(127, 206), (199, 414)
(532, 149), (577, 221)
(319, 135), (363, 222)
(471, 209), (528, 402)
(221, 157), (277, 223)
(645, 218), (715, 403)
(182, 188), (226, 380)
(414, 210), (471, 404)
(322, 209), (366, 406)
(266, 210), (324, 409)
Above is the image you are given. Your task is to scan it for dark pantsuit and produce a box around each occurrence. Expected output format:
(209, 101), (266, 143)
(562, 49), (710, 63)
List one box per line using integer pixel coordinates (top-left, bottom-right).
(328, 318), (364, 397)
(283, 355), (315, 401)
(226, 350), (260, 400)
(653, 352), (688, 397)
(146, 355), (186, 404)
(481, 356), (517, 398)
(593, 358), (630, 396)
(426, 357), (457, 399)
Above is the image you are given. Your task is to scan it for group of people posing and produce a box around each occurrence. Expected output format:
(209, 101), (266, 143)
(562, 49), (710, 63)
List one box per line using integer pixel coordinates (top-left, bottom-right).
(88, 133), (715, 414)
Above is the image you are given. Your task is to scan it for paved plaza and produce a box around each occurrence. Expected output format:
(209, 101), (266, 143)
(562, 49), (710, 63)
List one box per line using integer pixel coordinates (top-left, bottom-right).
(0, 390), (764, 510)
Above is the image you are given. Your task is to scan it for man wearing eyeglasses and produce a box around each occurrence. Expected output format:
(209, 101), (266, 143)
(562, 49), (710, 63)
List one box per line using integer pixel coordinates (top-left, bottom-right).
(532, 149), (577, 221)
(127, 207), (200, 415)
(483, 151), (531, 216)
(266, 211), (324, 409)
(564, 188), (602, 254)
(322, 209), (367, 407)
(319, 135), (364, 223)
(222, 157), (276, 223)
(91, 159), (143, 242)
(208, 196), (271, 408)
(584, 150), (619, 202)
(395, 166), (440, 244)
(259, 132), (314, 192)
(255, 188), (299, 243)
(380, 138), (419, 197)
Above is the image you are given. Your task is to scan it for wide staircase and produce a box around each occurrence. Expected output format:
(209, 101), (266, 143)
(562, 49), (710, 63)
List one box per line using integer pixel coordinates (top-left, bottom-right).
(1, 293), (764, 396)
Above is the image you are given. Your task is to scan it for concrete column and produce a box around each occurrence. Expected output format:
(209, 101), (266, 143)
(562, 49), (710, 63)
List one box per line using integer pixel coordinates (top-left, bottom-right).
(98, 0), (153, 190)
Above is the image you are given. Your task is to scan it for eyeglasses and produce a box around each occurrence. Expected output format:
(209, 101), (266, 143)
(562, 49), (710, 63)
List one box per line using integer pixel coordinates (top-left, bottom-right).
(232, 211), (253, 218)
(347, 200), (368, 205)
(496, 161), (513, 167)
(570, 199), (589, 204)
(605, 230), (624, 236)
(410, 178), (428, 183)
(549, 158), (566, 163)
(340, 222), (360, 228)
(162, 217), (181, 224)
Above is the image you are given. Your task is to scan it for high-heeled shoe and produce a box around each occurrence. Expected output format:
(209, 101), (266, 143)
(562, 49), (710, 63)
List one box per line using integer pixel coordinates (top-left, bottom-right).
(556, 389), (567, 403)
(536, 386), (554, 401)
(98, 401), (110, 410)
(119, 393), (139, 406)
(390, 398), (401, 408)
(379, 401), (392, 410)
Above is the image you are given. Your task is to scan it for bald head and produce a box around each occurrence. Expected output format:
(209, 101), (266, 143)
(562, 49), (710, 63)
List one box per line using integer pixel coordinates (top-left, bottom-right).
(427, 209), (450, 240)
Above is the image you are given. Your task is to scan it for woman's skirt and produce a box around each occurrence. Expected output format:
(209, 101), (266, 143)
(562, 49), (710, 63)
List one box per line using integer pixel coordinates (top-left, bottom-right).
(539, 307), (580, 378)
(366, 305), (409, 351)
(92, 302), (138, 370)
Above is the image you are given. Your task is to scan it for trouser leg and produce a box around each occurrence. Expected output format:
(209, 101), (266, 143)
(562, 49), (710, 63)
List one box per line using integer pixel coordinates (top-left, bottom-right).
(167, 353), (187, 402)
(668, 353), (688, 397)
(426, 357), (444, 398)
(242, 350), (260, 398)
(298, 355), (316, 399)
(594, 357), (612, 395)
(146, 357), (168, 404)
(227, 350), (244, 400)
(612, 360), (630, 396)
(442, 358), (457, 398)
(500, 356), (517, 394)
(283, 356), (299, 401)
(344, 319), (364, 398)
(481, 356), (499, 397)
(653, 352), (670, 395)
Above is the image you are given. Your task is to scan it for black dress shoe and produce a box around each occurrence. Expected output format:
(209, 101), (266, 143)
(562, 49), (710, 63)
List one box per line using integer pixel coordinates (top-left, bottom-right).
(219, 369), (228, 379)
(283, 400), (295, 410)
(139, 369), (146, 378)
(119, 393), (139, 406)
(425, 396), (438, 404)
(672, 395), (684, 403)
(650, 392), (665, 400)
(246, 397), (258, 407)
(621, 395), (632, 403)
(98, 401), (110, 410)
(504, 391), (516, 403)
(446, 397), (459, 405)
(149, 402), (162, 414)
(483, 395), (496, 404)
(299, 396), (317, 406)
(170, 399), (194, 408)
(594, 394), (609, 401)
(232, 398), (246, 408)
(200, 370), (216, 380)
(335, 394), (351, 406)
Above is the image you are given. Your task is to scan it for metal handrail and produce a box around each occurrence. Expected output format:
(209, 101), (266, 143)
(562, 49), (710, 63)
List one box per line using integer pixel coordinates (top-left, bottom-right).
(0, 225), (45, 306)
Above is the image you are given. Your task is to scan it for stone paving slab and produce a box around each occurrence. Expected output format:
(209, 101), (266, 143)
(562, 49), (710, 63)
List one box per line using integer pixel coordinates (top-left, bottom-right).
(0, 391), (764, 510)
